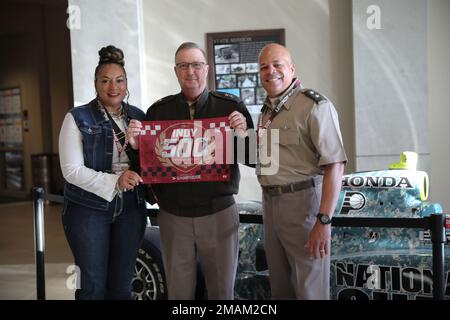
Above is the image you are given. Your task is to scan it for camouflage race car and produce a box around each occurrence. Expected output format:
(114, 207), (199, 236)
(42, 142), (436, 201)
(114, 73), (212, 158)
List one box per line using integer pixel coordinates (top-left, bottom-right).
(132, 160), (448, 300)
(330, 168), (447, 300)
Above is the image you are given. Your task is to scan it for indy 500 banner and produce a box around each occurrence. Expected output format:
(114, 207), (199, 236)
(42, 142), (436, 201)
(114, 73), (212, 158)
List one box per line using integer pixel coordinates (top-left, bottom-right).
(139, 117), (233, 184)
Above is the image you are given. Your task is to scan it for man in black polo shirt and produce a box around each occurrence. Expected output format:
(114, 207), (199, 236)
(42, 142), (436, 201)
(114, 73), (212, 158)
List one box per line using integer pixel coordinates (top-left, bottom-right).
(127, 42), (253, 299)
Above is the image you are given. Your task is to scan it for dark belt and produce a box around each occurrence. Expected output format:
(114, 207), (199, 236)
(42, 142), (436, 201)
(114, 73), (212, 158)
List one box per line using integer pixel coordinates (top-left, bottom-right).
(263, 179), (315, 196)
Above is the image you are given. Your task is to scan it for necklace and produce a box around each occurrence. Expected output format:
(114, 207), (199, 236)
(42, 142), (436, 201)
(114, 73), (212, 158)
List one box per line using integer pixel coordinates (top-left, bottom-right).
(97, 99), (124, 118)
(107, 106), (123, 117)
(113, 127), (129, 160)
(98, 100), (129, 160)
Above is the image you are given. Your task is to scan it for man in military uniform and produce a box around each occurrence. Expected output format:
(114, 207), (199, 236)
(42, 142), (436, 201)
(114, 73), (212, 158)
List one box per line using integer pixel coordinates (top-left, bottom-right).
(127, 42), (253, 299)
(257, 43), (347, 299)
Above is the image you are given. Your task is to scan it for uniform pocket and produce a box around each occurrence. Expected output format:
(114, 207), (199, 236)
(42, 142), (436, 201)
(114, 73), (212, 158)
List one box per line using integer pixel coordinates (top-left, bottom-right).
(278, 130), (298, 145)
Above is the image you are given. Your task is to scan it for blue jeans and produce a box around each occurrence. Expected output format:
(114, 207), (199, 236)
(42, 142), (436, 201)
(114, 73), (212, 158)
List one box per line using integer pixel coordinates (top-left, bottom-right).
(62, 190), (146, 300)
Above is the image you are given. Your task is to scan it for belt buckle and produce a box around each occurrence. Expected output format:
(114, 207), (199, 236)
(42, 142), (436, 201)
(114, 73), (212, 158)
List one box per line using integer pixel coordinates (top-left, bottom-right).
(289, 183), (295, 193)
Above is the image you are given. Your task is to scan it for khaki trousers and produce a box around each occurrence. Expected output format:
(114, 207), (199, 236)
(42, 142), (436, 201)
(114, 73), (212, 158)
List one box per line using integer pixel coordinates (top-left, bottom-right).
(262, 181), (330, 300)
(158, 204), (239, 300)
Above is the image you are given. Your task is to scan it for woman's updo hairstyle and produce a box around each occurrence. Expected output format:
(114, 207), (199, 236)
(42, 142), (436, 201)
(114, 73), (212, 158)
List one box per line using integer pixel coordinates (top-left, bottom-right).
(94, 45), (126, 79)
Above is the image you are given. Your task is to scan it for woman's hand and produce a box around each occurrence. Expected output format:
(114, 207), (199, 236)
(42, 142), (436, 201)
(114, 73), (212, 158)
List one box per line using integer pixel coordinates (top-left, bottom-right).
(117, 170), (143, 191)
(127, 119), (143, 150)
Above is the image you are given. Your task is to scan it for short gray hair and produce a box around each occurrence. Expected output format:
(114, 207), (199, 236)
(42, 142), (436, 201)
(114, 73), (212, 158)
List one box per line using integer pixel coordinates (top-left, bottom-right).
(174, 42), (207, 62)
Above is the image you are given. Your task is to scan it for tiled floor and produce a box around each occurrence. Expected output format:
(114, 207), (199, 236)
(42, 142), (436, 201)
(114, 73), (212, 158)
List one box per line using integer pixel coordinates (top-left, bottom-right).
(0, 202), (75, 300)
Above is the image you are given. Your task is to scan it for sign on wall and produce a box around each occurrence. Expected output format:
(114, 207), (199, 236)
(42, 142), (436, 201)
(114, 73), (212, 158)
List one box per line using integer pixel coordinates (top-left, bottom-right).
(206, 29), (285, 125)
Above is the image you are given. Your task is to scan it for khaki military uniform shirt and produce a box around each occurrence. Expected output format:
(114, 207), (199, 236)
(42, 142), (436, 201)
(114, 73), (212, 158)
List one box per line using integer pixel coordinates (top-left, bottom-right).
(257, 80), (347, 187)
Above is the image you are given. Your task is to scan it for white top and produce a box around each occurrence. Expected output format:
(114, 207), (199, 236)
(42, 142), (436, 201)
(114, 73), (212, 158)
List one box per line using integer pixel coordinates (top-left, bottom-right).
(58, 111), (130, 202)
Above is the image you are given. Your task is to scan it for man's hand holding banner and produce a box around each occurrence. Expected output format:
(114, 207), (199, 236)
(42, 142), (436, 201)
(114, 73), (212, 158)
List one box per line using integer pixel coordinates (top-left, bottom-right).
(139, 117), (233, 184)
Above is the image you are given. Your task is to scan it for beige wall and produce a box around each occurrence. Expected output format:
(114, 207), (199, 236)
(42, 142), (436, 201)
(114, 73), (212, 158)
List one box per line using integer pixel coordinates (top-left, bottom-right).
(428, 0), (450, 210)
(68, 0), (145, 110)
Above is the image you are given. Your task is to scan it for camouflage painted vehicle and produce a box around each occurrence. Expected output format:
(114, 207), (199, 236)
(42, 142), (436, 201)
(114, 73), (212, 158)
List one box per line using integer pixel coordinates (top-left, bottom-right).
(132, 164), (447, 300)
(330, 169), (447, 300)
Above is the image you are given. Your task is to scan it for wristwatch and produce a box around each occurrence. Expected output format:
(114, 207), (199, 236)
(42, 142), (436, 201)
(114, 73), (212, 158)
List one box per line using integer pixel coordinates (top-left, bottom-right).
(316, 213), (332, 225)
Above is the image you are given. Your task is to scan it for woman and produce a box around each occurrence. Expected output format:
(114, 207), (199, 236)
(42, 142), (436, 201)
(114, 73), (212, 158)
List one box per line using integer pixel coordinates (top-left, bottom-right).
(59, 45), (146, 300)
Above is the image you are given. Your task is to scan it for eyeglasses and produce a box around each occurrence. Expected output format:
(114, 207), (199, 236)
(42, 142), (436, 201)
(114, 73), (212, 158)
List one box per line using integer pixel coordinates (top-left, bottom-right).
(175, 62), (206, 71)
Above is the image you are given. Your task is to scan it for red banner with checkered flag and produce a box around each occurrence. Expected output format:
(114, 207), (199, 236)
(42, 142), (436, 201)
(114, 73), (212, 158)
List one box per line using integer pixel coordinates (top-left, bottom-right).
(139, 117), (233, 184)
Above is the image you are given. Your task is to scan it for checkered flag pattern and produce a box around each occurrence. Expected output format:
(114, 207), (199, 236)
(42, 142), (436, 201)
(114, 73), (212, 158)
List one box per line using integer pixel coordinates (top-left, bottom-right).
(141, 164), (231, 182)
(140, 124), (162, 136)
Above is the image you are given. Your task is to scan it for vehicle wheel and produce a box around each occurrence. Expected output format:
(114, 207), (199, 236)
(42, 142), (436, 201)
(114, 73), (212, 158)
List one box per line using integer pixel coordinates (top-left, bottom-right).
(132, 241), (168, 300)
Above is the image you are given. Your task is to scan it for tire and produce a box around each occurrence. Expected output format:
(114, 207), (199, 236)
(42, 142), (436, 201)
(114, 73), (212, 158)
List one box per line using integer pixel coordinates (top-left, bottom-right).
(132, 241), (168, 300)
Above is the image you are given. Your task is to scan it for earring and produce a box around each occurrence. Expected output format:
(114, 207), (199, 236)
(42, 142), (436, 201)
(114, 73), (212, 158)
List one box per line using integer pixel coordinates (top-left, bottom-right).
(125, 89), (130, 105)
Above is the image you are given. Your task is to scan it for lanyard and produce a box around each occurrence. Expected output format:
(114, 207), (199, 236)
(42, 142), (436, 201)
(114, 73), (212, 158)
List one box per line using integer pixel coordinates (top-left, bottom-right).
(256, 79), (300, 175)
(257, 79), (301, 142)
(100, 100), (129, 160)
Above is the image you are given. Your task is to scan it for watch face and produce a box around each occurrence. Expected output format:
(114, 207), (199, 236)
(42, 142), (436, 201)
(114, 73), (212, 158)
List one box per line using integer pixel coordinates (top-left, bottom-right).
(317, 213), (331, 224)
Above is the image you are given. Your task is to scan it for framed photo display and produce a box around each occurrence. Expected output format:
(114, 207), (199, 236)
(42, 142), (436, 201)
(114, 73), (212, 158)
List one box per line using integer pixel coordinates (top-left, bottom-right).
(206, 29), (285, 125)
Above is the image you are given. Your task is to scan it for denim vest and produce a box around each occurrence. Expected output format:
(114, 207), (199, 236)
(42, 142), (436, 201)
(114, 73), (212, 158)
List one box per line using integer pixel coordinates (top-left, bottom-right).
(64, 99), (146, 210)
